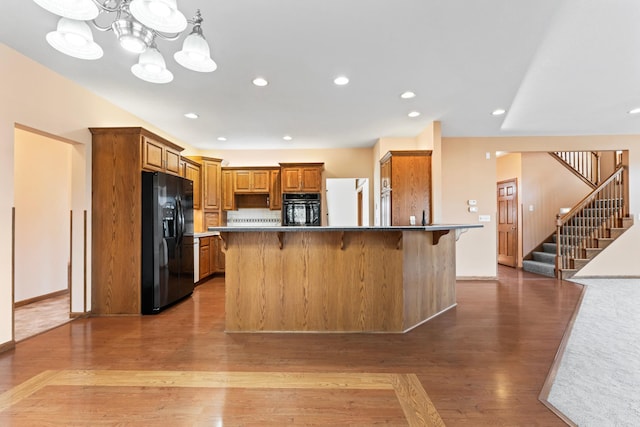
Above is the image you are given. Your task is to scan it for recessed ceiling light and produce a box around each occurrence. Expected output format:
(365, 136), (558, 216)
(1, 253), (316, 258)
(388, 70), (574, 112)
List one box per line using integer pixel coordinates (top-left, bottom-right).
(217, 137), (227, 141)
(184, 112), (199, 119)
(408, 111), (420, 118)
(283, 135), (293, 141)
(334, 76), (349, 86)
(400, 91), (416, 99)
(252, 77), (268, 87)
(492, 108), (506, 116)
(628, 107), (640, 114)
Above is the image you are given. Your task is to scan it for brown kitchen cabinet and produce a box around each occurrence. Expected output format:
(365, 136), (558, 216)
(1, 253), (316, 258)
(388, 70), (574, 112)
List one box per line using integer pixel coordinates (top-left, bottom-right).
(222, 169), (234, 210)
(269, 169), (281, 210)
(181, 157), (201, 210)
(187, 156), (223, 231)
(141, 135), (182, 176)
(380, 150), (432, 226)
(222, 167), (280, 210)
(90, 127), (186, 315)
(233, 169), (270, 193)
(199, 236), (211, 280)
(198, 235), (224, 280)
(280, 163), (324, 193)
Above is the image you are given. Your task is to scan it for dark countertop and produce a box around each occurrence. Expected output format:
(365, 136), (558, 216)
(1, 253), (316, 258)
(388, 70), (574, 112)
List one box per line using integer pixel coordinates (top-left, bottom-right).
(208, 224), (482, 232)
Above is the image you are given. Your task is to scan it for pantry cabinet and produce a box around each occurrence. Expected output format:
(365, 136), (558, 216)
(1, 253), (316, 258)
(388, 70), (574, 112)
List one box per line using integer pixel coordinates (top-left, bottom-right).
(380, 151), (432, 227)
(90, 127), (186, 315)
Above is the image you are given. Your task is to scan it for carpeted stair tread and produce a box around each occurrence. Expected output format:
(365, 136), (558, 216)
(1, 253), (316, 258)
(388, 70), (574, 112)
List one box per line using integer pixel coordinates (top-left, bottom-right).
(522, 259), (556, 278)
(533, 251), (556, 263)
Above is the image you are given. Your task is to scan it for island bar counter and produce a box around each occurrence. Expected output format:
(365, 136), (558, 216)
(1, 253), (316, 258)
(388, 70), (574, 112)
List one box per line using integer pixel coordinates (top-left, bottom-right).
(209, 225), (481, 333)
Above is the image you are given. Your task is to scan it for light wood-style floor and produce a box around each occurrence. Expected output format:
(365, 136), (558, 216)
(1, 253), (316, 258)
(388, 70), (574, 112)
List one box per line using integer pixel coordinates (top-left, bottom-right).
(0, 267), (583, 426)
(13, 293), (70, 342)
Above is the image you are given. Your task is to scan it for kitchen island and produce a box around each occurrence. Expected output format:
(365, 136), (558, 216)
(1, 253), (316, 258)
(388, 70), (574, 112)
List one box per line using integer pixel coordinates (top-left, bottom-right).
(208, 225), (481, 333)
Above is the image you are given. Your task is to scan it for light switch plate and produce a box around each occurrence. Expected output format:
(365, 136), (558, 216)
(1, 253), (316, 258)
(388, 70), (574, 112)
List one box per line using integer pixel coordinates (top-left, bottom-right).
(478, 215), (491, 222)
(468, 206), (478, 213)
(468, 199), (477, 206)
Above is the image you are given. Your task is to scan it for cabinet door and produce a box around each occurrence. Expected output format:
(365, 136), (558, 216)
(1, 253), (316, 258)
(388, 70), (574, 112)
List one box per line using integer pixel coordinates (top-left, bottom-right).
(252, 170), (270, 192)
(300, 167), (321, 192)
(216, 238), (225, 272)
(164, 147), (181, 175)
(222, 170), (235, 210)
(210, 236), (218, 274)
(184, 162), (201, 210)
(199, 237), (210, 279)
(142, 137), (164, 171)
(269, 169), (281, 210)
(234, 170), (252, 192)
(203, 160), (221, 210)
(204, 211), (219, 228)
(281, 167), (301, 192)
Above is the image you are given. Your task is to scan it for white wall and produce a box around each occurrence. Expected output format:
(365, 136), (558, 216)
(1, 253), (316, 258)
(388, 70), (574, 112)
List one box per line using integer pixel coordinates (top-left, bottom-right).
(14, 128), (72, 302)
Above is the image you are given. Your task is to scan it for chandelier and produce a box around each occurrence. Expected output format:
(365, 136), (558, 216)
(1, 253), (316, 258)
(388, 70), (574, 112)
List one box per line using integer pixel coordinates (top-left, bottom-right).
(33, 0), (217, 84)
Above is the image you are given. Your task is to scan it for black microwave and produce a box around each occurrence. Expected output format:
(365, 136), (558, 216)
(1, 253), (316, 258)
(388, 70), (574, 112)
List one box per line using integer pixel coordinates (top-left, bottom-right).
(282, 193), (321, 226)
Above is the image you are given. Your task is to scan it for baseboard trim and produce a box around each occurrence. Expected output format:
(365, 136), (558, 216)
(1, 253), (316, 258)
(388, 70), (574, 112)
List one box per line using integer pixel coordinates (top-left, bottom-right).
(14, 289), (69, 308)
(456, 276), (498, 281)
(69, 312), (90, 319)
(538, 282), (586, 427)
(571, 275), (640, 279)
(0, 340), (16, 354)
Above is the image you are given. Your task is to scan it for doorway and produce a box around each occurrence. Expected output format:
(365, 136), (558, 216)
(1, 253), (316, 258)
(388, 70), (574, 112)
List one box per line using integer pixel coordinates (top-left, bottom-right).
(497, 178), (518, 267)
(13, 127), (73, 341)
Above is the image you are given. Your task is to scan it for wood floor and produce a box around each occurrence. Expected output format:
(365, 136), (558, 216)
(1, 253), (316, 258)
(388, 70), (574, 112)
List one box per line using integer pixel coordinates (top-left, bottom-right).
(0, 266), (583, 426)
(13, 293), (71, 342)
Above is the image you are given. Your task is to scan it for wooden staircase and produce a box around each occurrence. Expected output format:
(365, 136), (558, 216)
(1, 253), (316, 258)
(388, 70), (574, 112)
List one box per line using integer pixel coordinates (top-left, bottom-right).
(523, 154), (633, 279)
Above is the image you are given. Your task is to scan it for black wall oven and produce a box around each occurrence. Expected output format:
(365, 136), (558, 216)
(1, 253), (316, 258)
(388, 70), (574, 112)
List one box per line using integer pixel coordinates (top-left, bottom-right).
(282, 193), (321, 226)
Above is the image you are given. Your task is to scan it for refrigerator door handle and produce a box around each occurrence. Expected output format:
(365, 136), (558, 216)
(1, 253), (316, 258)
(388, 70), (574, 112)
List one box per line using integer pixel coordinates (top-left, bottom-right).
(176, 197), (185, 246)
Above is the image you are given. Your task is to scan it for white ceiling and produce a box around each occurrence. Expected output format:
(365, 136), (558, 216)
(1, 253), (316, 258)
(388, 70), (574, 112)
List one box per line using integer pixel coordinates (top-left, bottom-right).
(2, 0), (640, 150)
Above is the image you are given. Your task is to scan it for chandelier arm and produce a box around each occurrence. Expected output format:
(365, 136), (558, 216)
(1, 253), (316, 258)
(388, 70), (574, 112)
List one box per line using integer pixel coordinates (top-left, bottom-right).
(92, 0), (123, 14)
(153, 31), (183, 42)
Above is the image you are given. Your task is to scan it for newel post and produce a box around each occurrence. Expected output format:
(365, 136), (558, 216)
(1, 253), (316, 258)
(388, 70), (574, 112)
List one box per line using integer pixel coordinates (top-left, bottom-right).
(555, 214), (562, 278)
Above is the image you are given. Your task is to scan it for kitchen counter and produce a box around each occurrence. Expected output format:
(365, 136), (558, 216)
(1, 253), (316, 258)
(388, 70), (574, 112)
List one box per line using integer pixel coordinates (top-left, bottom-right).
(208, 224), (481, 333)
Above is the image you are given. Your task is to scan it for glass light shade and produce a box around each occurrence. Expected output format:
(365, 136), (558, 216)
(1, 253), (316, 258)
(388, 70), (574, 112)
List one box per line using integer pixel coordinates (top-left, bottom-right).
(174, 33), (217, 72)
(129, 0), (187, 33)
(111, 18), (155, 53)
(45, 17), (103, 60)
(33, 0), (99, 20)
(131, 46), (173, 83)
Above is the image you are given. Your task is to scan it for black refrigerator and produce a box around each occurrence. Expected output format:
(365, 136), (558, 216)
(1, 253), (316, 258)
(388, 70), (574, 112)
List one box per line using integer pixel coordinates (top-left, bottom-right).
(141, 171), (194, 314)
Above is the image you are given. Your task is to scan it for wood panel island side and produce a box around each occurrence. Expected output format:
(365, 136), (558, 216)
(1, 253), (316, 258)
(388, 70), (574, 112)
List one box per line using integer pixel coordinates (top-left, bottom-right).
(208, 225), (481, 333)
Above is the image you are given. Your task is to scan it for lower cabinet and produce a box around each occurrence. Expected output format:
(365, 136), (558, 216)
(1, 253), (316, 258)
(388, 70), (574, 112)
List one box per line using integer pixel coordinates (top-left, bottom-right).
(198, 235), (224, 281)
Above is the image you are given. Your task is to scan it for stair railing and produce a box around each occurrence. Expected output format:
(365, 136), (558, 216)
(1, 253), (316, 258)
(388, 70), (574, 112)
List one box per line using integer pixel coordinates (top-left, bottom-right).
(552, 151), (600, 188)
(555, 166), (626, 275)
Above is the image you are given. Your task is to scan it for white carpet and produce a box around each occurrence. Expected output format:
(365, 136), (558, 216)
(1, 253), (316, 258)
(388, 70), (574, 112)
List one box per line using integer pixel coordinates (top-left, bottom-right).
(547, 278), (640, 426)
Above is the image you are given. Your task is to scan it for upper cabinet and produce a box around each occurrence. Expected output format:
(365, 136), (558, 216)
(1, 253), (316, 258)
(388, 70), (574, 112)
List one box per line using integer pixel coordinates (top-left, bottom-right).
(380, 151), (432, 227)
(187, 156), (223, 230)
(181, 157), (201, 210)
(141, 135), (182, 176)
(233, 169), (270, 193)
(222, 167), (281, 210)
(280, 163), (324, 193)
